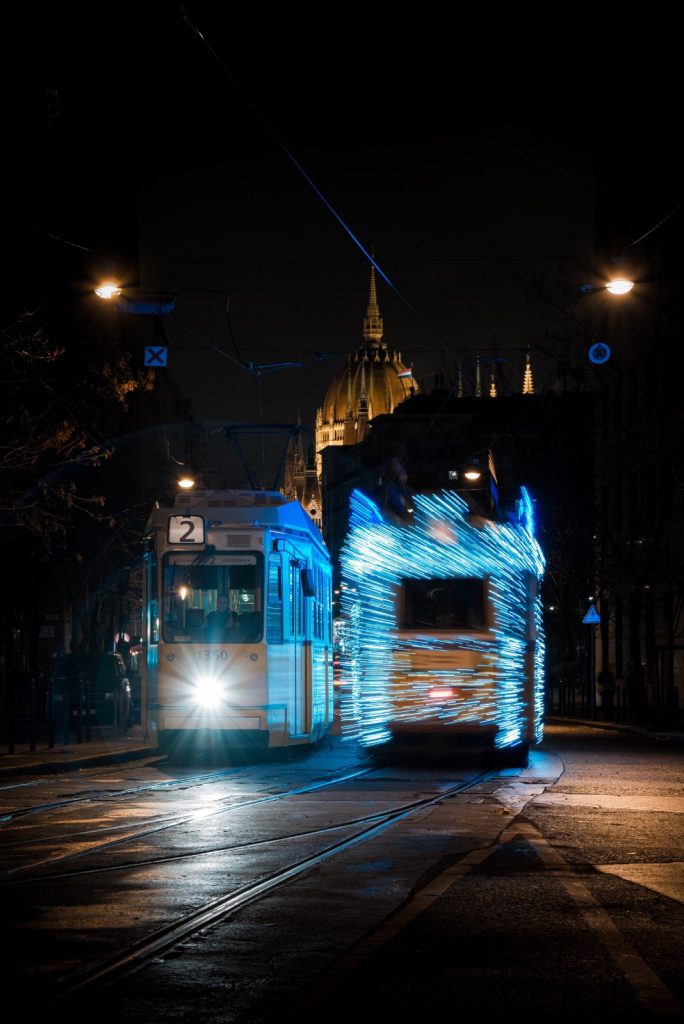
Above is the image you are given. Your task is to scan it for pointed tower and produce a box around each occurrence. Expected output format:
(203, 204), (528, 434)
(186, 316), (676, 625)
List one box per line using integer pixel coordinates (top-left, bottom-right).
(300, 441), (322, 528)
(363, 264), (384, 343)
(281, 430), (322, 527)
(522, 350), (535, 395)
(489, 369), (497, 398)
(475, 353), (482, 397)
(357, 358), (369, 441)
(343, 357), (356, 445)
(314, 260), (418, 480)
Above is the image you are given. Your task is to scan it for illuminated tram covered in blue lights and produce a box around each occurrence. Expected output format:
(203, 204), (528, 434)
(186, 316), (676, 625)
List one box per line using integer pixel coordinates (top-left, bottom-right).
(337, 486), (545, 766)
(141, 490), (333, 762)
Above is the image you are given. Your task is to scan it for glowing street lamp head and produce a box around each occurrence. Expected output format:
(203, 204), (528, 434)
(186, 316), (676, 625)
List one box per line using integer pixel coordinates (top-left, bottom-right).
(177, 476), (196, 490)
(606, 278), (634, 295)
(464, 469), (482, 481)
(94, 281), (122, 300)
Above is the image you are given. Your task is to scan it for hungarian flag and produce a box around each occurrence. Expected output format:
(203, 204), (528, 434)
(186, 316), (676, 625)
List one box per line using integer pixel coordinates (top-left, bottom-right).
(397, 368), (412, 378)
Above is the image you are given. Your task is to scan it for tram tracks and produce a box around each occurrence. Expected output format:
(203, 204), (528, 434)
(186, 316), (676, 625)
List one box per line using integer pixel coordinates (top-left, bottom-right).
(0, 761), (260, 824)
(44, 768), (495, 1006)
(0, 766), (375, 878)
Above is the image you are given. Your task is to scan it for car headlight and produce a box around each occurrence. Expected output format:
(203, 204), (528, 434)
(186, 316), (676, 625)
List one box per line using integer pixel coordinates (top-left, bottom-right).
(193, 676), (225, 709)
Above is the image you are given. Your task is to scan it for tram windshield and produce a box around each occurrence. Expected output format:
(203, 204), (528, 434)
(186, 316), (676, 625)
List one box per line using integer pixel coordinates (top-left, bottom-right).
(162, 552), (263, 643)
(400, 576), (486, 631)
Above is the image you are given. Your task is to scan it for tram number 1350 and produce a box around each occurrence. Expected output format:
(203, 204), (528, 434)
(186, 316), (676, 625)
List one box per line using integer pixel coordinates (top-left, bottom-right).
(196, 649), (230, 661)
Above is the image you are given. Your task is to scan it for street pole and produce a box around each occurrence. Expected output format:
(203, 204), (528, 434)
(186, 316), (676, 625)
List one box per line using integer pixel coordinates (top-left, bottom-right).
(582, 603), (600, 719)
(589, 624), (596, 719)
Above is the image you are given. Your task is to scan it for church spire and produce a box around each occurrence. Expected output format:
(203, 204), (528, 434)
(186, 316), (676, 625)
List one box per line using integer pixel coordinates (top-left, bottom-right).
(359, 358), (368, 414)
(457, 363), (464, 398)
(343, 357), (356, 445)
(357, 359), (370, 440)
(363, 260), (384, 345)
(522, 349), (535, 395)
(345, 356), (353, 417)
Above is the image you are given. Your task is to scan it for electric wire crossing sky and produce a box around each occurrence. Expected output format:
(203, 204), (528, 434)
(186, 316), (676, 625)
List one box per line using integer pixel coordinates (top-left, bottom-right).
(338, 488), (546, 751)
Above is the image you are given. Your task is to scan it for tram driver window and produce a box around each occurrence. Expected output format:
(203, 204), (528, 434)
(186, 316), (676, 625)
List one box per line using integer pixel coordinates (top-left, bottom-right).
(400, 577), (486, 630)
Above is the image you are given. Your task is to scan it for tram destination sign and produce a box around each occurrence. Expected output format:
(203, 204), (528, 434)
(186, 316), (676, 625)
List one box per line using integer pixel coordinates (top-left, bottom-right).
(167, 515), (206, 545)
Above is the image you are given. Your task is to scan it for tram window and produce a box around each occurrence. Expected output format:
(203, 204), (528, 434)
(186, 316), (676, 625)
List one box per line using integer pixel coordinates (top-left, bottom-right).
(289, 563), (297, 636)
(149, 553), (159, 644)
(267, 556), (283, 643)
(313, 566), (324, 639)
(161, 552), (263, 643)
(301, 567), (315, 597)
(150, 601), (160, 644)
(400, 577), (486, 630)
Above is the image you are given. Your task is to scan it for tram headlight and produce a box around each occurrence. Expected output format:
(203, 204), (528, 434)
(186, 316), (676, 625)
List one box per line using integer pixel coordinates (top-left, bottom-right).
(193, 675), (225, 709)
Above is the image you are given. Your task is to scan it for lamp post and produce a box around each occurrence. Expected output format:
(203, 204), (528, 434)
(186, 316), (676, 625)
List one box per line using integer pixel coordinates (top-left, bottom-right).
(94, 279), (309, 491)
(579, 276), (635, 297)
(94, 279), (207, 501)
(95, 280), (177, 314)
(576, 276), (636, 365)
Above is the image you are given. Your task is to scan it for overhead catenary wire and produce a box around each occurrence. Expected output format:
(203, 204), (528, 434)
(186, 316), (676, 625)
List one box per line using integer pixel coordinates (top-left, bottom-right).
(175, 4), (472, 369)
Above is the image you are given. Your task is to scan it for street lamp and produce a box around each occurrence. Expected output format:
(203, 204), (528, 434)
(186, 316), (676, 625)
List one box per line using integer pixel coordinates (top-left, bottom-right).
(94, 281), (122, 300)
(94, 278), (313, 492)
(94, 280), (177, 314)
(579, 277), (635, 296)
(605, 277), (635, 295)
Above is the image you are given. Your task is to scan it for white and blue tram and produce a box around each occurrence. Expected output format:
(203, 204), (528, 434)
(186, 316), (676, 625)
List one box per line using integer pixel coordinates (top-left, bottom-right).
(338, 486), (545, 766)
(141, 490), (333, 761)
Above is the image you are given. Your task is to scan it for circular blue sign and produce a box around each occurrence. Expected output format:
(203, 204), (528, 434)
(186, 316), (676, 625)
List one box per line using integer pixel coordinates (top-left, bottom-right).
(588, 342), (611, 365)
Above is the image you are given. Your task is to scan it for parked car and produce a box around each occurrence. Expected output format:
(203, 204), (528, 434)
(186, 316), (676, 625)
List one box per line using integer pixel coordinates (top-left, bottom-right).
(50, 652), (132, 732)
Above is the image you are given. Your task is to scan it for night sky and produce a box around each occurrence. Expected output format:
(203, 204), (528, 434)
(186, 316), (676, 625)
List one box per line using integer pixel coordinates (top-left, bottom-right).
(7, 6), (679, 486)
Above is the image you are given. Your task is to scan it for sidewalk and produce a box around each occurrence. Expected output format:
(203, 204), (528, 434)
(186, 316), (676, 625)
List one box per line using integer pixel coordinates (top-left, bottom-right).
(545, 714), (684, 743)
(0, 724), (158, 776)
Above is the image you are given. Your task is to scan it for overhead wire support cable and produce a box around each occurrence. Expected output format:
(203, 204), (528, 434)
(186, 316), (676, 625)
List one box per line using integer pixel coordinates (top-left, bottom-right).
(176, 5), (415, 314)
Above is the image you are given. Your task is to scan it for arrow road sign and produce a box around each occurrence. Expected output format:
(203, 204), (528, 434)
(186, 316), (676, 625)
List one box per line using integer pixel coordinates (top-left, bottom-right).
(144, 346), (168, 366)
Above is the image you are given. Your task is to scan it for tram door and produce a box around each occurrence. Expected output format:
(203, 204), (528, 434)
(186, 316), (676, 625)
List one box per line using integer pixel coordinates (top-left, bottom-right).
(288, 559), (307, 736)
(142, 550), (159, 735)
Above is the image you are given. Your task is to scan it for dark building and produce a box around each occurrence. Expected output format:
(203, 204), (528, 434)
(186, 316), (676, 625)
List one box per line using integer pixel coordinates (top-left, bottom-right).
(587, 77), (684, 726)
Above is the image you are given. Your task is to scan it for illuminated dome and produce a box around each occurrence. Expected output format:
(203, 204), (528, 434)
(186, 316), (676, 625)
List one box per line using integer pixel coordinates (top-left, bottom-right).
(315, 265), (418, 476)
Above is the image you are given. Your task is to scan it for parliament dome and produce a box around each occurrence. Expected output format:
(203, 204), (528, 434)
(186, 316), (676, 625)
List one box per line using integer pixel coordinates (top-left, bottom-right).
(315, 266), (418, 476)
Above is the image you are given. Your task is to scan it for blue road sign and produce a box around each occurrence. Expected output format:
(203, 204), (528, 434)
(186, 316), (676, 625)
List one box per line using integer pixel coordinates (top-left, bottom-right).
(144, 346), (168, 367)
(582, 604), (601, 624)
(588, 342), (611, 365)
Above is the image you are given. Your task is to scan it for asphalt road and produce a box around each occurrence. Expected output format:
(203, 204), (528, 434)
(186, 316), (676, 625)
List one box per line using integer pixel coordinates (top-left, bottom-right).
(1, 722), (682, 1022)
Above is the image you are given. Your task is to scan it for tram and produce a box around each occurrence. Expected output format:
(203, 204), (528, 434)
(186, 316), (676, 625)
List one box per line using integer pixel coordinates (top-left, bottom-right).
(337, 485), (545, 766)
(141, 489), (333, 761)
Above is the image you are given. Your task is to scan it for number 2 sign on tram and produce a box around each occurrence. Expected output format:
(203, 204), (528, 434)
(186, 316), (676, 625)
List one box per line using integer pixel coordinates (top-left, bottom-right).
(167, 515), (205, 544)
